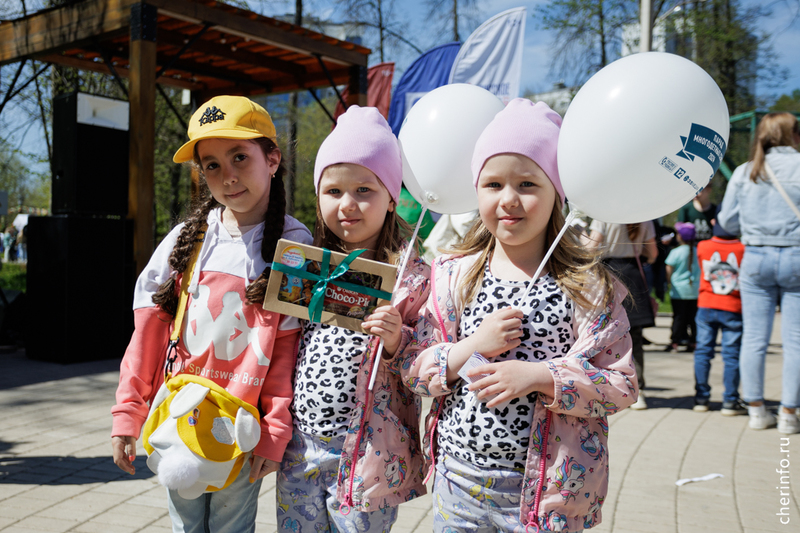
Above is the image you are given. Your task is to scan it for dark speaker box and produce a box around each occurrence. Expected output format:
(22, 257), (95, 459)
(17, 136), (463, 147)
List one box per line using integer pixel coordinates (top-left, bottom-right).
(52, 93), (129, 216)
(25, 215), (135, 363)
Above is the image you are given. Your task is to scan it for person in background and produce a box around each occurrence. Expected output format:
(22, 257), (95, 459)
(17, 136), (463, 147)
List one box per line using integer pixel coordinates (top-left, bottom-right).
(665, 222), (701, 352)
(3, 227), (17, 262)
(692, 223), (746, 415)
(717, 111), (800, 434)
(678, 184), (716, 241)
(586, 221), (657, 410)
(16, 226), (27, 263)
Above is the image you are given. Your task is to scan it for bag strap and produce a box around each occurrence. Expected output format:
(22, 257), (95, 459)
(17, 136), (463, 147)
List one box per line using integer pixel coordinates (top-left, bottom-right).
(764, 161), (800, 223)
(165, 224), (207, 378)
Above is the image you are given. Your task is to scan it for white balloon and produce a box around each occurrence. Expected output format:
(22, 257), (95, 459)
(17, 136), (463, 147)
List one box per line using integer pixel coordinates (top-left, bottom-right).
(558, 52), (730, 223)
(399, 84), (504, 214)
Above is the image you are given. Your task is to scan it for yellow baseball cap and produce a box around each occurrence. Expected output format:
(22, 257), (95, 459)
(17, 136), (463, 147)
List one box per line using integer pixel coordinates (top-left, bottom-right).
(173, 95), (277, 163)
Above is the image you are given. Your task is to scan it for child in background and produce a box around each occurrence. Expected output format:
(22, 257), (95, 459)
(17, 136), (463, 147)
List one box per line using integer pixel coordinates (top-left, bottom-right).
(693, 223), (746, 414)
(276, 106), (430, 533)
(665, 222), (701, 352)
(111, 96), (312, 531)
(400, 99), (637, 533)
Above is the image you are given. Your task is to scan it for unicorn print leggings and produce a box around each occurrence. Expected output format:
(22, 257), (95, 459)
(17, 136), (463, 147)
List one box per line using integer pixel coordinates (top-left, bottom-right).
(276, 430), (397, 533)
(433, 454), (584, 533)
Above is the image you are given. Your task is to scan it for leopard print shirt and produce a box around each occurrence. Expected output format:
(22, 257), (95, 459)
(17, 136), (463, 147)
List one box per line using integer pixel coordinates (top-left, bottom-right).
(291, 321), (366, 438)
(438, 266), (574, 470)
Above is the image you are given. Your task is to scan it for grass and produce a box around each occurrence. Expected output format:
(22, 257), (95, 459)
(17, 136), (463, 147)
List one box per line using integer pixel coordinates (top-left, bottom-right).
(0, 262), (26, 293)
(654, 290), (673, 314)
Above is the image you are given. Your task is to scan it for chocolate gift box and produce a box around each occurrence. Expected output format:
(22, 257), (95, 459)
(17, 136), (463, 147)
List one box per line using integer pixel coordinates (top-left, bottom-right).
(263, 239), (397, 331)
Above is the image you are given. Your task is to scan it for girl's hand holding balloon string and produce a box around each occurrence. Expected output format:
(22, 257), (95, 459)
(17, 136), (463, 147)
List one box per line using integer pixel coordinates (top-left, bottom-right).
(467, 360), (555, 409)
(363, 305), (403, 357)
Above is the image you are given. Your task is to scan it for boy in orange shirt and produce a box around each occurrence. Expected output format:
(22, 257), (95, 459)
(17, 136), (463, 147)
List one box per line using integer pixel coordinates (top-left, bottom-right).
(693, 224), (746, 414)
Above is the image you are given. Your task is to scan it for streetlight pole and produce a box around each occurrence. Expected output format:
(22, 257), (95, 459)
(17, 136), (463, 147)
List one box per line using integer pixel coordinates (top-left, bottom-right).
(640, 0), (652, 52)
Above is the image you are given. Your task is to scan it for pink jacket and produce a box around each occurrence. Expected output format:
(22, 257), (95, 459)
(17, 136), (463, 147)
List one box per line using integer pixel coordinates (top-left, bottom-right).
(398, 254), (638, 531)
(330, 253), (432, 512)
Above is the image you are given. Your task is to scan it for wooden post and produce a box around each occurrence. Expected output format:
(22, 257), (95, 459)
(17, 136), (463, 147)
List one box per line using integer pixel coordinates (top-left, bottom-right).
(129, 2), (157, 276)
(347, 65), (367, 107)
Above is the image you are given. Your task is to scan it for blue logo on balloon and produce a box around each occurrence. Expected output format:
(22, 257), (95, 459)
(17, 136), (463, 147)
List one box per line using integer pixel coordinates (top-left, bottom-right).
(676, 123), (727, 177)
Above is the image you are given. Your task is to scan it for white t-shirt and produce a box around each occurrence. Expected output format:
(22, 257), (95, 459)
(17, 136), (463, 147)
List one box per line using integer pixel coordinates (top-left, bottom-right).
(589, 220), (656, 258)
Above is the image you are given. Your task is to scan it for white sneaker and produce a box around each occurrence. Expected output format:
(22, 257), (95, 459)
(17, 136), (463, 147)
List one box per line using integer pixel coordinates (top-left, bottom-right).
(630, 391), (648, 410)
(778, 409), (800, 434)
(748, 404), (777, 429)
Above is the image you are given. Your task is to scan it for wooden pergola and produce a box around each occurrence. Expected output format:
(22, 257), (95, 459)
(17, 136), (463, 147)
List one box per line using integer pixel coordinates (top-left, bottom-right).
(0, 0), (371, 273)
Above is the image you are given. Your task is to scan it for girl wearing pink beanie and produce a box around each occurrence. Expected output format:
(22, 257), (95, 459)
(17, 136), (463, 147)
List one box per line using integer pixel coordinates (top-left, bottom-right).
(276, 106), (430, 532)
(400, 99), (638, 532)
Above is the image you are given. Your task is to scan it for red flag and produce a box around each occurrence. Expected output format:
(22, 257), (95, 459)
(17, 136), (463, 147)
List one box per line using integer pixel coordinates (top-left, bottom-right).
(333, 62), (394, 125)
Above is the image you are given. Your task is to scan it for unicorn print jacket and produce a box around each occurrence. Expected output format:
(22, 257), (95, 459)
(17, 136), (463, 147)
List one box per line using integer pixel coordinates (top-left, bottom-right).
(334, 253), (431, 512)
(398, 254), (638, 532)
(111, 208), (312, 463)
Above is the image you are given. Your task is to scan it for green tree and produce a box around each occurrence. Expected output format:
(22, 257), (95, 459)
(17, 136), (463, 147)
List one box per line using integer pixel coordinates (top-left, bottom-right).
(770, 89), (800, 113)
(668, 0), (785, 115)
(537, 0), (637, 84)
(276, 93), (340, 231)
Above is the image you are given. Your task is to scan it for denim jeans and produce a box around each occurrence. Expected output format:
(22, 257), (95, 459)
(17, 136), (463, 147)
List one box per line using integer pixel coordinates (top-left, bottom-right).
(694, 307), (743, 402)
(167, 464), (262, 533)
(739, 246), (800, 408)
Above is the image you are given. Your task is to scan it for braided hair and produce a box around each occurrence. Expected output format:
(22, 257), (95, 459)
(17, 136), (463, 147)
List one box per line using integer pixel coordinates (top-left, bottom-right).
(152, 137), (286, 315)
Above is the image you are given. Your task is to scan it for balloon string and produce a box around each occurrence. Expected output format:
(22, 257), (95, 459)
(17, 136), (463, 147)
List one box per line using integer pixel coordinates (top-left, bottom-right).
(523, 209), (578, 300)
(368, 204), (429, 391)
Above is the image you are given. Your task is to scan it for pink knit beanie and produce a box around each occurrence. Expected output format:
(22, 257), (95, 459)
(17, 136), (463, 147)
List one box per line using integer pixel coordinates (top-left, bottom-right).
(471, 98), (565, 206)
(313, 105), (402, 203)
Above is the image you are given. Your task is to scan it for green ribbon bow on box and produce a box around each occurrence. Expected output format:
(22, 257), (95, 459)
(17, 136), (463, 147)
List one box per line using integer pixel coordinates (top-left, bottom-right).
(271, 248), (392, 323)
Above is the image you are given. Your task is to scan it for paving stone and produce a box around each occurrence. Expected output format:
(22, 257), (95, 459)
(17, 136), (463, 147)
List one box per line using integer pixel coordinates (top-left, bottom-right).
(8, 515), (76, 533)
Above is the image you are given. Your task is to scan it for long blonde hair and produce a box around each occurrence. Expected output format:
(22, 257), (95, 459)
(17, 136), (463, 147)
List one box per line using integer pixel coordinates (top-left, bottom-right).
(447, 197), (617, 313)
(749, 112), (799, 182)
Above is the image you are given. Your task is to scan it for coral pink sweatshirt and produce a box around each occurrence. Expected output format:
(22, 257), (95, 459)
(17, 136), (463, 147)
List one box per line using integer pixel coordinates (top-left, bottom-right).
(111, 208), (312, 461)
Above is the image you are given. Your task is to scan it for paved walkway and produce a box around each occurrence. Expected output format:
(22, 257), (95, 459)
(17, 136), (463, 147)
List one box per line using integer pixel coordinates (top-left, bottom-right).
(0, 315), (797, 533)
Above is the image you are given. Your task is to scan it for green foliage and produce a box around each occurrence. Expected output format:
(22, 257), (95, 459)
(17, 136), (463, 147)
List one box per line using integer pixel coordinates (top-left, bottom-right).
(0, 138), (49, 230)
(153, 88), (194, 242)
(267, 93), (339, 233)
(771, 90), (800, 113)
(0, 262), (26, 293)
(537, 0), (636, 84)
(674, 0), (782, 116)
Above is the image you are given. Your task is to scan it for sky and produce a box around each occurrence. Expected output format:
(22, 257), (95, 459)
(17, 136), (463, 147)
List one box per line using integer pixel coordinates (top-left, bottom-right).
(274, 0), (800, 98)
(5, 0), (800, 176)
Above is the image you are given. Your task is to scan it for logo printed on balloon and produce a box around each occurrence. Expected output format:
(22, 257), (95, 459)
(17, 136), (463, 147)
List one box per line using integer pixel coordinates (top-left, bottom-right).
(557, 52), (730, 223)
(675, 123), (727, 176)
(656, 123), (726, 194)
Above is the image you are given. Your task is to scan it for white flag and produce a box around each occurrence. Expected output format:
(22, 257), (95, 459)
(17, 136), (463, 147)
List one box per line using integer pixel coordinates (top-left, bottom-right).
(448, 7), (527, 105)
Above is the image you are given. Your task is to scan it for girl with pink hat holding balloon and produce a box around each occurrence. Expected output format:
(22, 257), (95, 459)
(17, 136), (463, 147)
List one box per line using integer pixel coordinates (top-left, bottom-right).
(275, 106), (430, 532)
(399, 98), (638, 533)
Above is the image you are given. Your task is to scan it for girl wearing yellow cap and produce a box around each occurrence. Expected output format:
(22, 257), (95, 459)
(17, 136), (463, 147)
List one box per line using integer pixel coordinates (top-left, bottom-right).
(111, 95), (312, 531)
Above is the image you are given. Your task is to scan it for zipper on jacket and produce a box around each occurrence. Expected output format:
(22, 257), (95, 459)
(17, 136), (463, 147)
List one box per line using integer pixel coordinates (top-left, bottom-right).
(526, 409), (552, 533)
(424, 261), (449, 485)
(340, 337), (379, 514)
